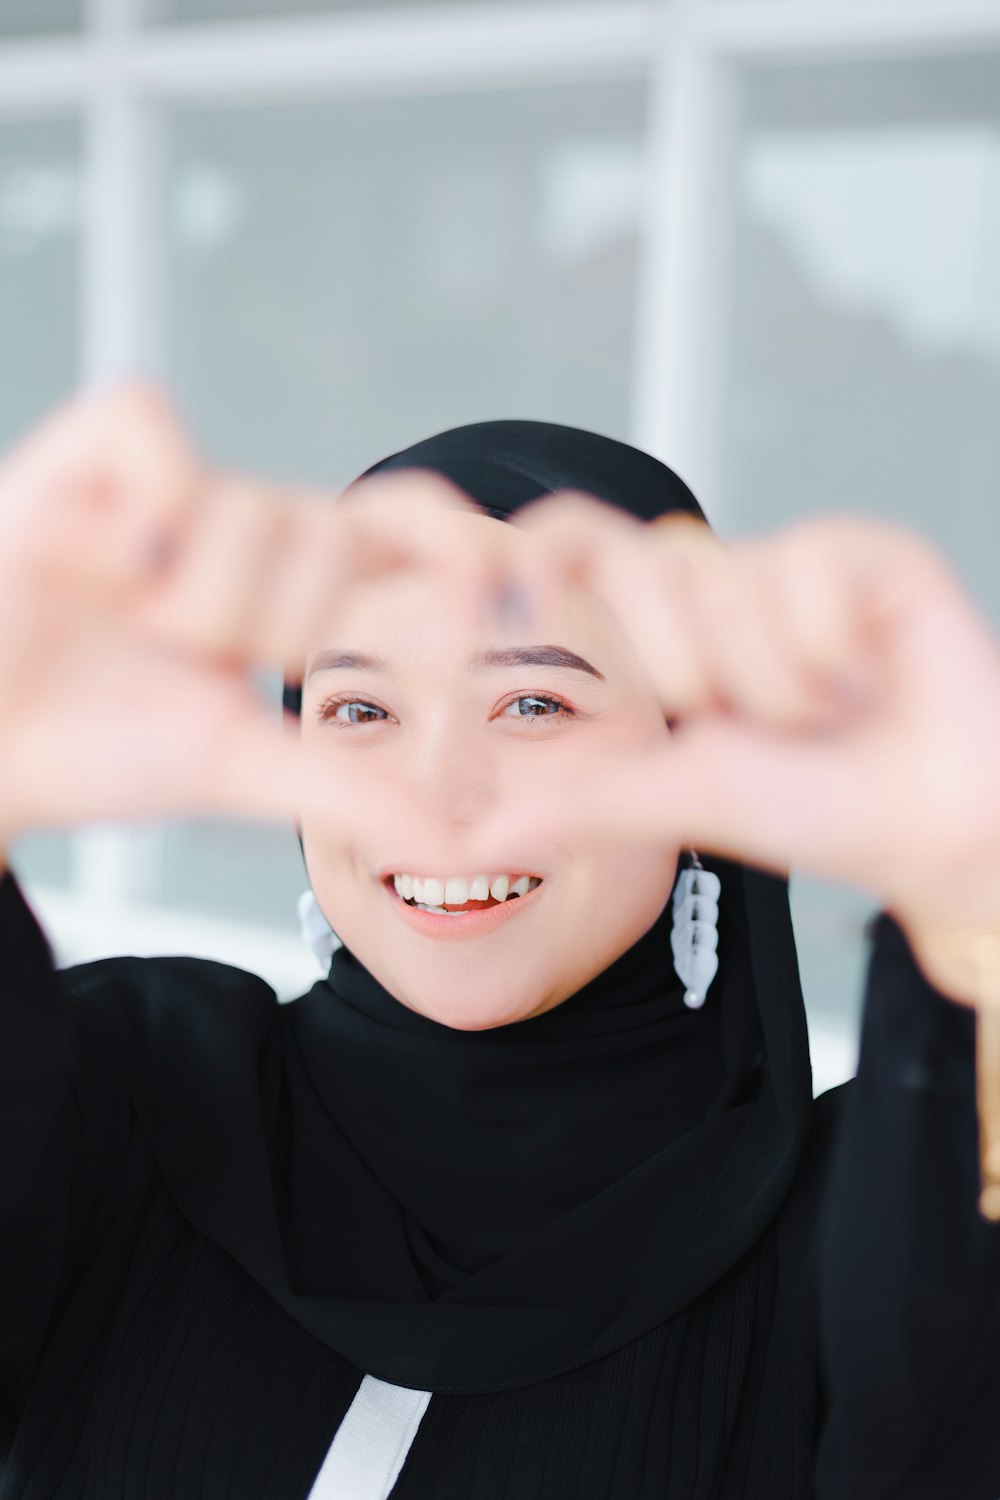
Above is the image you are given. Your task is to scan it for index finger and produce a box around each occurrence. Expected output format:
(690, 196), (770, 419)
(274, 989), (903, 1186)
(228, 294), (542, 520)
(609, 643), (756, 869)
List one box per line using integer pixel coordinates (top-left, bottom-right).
(209, 467), (514, 659)
(0, 381), (205, 591)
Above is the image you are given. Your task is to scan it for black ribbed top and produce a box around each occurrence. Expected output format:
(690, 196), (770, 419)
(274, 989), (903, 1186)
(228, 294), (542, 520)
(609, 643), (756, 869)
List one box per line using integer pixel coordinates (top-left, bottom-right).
(3, 868), (1000, 1499)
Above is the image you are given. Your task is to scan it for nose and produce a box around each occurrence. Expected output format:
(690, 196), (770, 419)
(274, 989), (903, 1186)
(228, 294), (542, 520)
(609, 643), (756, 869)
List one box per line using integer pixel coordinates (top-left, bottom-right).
(405, 718), (499, 833)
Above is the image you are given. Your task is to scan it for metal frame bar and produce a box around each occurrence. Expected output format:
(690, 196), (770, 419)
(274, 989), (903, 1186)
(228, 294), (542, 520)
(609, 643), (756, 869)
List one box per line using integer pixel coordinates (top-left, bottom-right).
(633, 0), (1000, 526)
(0, 4), (652, 109)
(70, 0), (154, 910)
(630, 0), (741, 525)
(708, 0), (1000, 61)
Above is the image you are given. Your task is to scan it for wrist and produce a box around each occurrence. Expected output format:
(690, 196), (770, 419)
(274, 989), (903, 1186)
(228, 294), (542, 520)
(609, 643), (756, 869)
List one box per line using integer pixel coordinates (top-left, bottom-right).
(892, 912), (1000, 1011)
(888, 859), (1000, 1009)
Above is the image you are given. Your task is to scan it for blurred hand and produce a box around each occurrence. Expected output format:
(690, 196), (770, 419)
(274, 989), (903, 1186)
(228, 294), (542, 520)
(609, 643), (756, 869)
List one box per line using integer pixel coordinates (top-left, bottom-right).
(0, 382), (493, 869)
(458, 492), (1000, 1002)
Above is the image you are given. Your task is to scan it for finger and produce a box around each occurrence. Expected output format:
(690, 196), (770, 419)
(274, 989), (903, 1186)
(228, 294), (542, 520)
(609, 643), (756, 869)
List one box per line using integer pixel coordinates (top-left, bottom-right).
(461, 717), (872, 885)
(752, 523), (866, 696)
(202, 702), (494, 874)
(241, 500), (348, 678)
(334, 470), (503, 630)
(130, 466), (508, 681)
(780, 514), (953, 688)
(511, 487), (650, 621)
(507, 491), (715, 709)
(209, 467), (501, 654)
(0, 381), (204, 593)
(5, 619), (491, 872)
(691, 545), (858, 729)
(131, 474), (288, 660)
(637, 518), (863, 728)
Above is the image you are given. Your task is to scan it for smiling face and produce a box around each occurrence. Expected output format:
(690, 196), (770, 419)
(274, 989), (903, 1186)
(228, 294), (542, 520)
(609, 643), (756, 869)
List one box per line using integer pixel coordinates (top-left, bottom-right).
(299, 510), (679, 1030)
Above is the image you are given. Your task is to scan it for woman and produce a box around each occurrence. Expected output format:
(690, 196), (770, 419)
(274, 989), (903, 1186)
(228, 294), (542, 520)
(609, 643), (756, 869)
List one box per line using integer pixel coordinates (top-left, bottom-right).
(1, 385), (1000, 1499)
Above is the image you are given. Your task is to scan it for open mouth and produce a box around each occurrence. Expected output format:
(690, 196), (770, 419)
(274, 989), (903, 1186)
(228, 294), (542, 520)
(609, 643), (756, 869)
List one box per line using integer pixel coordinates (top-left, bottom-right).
(382, 874), (543, 916)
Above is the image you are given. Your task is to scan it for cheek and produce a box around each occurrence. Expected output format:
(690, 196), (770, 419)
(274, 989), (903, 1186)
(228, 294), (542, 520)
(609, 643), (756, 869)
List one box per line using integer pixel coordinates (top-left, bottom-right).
(574, 844), (676, 925)
(300, 824), (360, 904)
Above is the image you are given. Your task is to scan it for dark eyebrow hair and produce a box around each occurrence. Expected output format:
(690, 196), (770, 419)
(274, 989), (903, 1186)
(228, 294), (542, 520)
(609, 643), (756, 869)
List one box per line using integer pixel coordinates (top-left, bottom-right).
(305, 644), (606, 683)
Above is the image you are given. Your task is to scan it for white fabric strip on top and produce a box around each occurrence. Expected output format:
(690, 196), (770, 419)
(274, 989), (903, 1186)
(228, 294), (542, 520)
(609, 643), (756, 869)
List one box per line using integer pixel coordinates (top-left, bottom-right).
(306, 1375), (432, 1499)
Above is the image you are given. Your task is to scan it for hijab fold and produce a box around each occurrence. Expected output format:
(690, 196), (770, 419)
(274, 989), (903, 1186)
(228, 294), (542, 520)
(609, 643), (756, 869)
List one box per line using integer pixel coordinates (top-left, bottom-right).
(76, 421), (813, 1393)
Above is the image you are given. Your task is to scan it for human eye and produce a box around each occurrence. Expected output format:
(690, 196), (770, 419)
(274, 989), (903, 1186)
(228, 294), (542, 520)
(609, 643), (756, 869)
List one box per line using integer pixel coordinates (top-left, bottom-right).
(315, 693), (390, 727)
(499, 692), (575, 724)
(314, 690), (575, 729)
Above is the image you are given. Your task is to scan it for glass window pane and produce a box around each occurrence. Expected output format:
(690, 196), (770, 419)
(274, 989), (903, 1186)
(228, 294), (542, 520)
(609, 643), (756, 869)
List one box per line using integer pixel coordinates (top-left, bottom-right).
(721, 52), (1000, 1045)
(155, 79), (646, 932)
(6, 829), (75, 888)
(0, 118), (81, 450)
(0, 0), (81, 35)
(166, 83), (645, 487)
(0, 116), (82, 890)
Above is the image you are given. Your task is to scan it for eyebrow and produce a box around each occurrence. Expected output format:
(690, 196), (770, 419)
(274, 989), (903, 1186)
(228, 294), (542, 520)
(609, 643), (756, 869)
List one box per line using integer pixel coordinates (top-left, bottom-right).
(305, 644), (606, 683)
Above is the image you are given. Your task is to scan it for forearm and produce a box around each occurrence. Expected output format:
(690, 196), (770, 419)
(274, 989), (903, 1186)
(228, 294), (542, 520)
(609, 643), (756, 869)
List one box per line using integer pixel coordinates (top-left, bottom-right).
(0, 861), (137, 1420)
(816, 912), (1000, 1499)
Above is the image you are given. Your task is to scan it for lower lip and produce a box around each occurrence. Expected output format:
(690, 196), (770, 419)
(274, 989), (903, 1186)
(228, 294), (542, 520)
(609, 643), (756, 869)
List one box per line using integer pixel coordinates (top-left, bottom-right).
(380, 876), (543, 940)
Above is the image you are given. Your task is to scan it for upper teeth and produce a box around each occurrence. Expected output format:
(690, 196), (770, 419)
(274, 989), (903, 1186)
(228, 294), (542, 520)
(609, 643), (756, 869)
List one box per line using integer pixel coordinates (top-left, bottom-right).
(392, 873), (541, 905)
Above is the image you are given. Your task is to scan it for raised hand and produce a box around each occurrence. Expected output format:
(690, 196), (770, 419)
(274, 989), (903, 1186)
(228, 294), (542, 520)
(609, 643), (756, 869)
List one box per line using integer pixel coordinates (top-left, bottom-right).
(0, 383), (495, 872)
(455, 491), (1000, 1003)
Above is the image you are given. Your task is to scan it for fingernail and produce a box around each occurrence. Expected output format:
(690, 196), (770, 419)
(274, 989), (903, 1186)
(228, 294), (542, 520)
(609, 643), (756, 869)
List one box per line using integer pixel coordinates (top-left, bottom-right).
(832, 670), (871, 707)
(491, 580), (533, 626)
(137, 532), (174, 576)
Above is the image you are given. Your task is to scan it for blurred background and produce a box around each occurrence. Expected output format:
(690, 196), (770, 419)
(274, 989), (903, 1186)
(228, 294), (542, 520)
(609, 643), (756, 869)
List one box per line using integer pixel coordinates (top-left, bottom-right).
(4, 0), (999, 1093)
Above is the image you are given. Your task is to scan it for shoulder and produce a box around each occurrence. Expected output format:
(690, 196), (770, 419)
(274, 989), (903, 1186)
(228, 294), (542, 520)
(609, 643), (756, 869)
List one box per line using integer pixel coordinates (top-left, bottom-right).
(53, 955), (289, 1212)
(61, 950), (276, 1002)
(58, 951), (279, 1064)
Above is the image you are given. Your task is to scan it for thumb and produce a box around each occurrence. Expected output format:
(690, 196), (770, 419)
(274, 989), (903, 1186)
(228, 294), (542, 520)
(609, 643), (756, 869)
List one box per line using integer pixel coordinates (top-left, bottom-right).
(466, 717), (863, 882)
(206, 707), (497, 872)
(655, 717), (864, 874)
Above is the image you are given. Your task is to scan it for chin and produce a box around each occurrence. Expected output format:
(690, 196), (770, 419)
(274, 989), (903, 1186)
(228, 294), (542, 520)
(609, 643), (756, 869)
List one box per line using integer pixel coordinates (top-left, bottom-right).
(406, 989), (550, 1032)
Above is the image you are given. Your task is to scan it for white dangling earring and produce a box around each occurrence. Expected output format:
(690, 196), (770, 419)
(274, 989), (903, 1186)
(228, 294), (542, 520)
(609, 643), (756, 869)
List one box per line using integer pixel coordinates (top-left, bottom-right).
(298, 888), (339, 967)
(671, 850), (720, 1009)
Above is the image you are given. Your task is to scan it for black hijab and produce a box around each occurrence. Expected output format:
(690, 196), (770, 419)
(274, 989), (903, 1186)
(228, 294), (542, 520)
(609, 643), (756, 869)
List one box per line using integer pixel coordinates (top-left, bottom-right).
(76, 420), (814, 1394)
